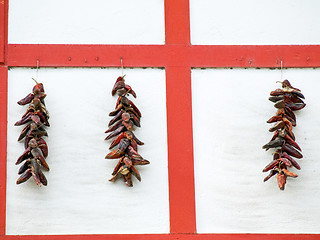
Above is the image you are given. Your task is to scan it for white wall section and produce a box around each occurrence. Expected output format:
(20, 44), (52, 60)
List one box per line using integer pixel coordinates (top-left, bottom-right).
(8, 0), (165, 44)
(192, 68), (320, 233)
(190, 0), (320, 45)
(6, 68), (169, 235)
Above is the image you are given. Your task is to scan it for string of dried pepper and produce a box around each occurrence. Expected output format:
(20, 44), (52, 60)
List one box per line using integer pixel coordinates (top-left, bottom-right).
(105, 76), (149, 187)
(262, 80), (305, 190)
(15, 79), (50, 186)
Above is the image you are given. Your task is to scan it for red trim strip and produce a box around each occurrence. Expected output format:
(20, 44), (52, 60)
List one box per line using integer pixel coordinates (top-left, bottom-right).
(165, 0), (196, 233)
(166, 67), (196, 233)
(7, 44), (167, 68)
(0, 66), (8, 236)
(8, 44), (320, 68)
(1, 234), (170, 240)
(1, 234), (320, 240)
(0, 0), (5, 63)
(0, 0), (7, 64)
(190, 45), (320, 68)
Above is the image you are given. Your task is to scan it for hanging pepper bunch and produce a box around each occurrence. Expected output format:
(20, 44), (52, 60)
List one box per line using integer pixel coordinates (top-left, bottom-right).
(15, 80), (50, 186)
(105, 76), (149, 187)
(262, 80), (305, 190)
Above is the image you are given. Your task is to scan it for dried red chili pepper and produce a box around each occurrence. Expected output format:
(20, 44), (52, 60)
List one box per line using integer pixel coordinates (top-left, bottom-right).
(15, 79), (49, 186)
(106, 76), (149, 187)
(262, 80), (305, 190)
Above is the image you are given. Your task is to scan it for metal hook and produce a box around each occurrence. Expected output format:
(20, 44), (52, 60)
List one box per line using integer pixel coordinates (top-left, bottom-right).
(121, 57), (124, 76)
(35, 57), (40, 82)
(280, 59), (283, 81)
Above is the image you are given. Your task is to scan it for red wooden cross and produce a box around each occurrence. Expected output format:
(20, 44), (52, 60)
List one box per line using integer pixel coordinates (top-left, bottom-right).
(0, 0), (319, 239)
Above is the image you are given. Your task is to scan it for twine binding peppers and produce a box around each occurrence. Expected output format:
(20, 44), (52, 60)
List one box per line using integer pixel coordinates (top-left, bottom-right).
(262, 80), (305, 190)
(105, 76), (149, 187)
(15, 79), (50, 186)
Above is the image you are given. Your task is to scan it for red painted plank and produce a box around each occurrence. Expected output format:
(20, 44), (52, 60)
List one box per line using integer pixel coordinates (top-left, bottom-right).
(0, 66), (7, 236)
(166, 67), (196, 233)
(165, 0), (190, 45)
(7, 44), (167, 67)
(1, 234), (320, 240)
(190, 234), (320, 240)
(0, 234), (169, 240)
(172, 234), (320, 240)
(8, 44), (320, 68)
(193, 234), (320, 240)
(0, 0), (6, 63)
(190, 45), (320, 68)
(7, 44), (189, 68)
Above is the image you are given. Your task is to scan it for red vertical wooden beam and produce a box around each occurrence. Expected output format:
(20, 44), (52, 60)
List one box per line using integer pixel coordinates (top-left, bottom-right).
(0, 0), (6, 63)
(0, 66), (8, 236)
(0, 0), (7, 236)
(166, 67), (196, 233)
(165, 0), (190, 45)
(165, 0), (196, 233)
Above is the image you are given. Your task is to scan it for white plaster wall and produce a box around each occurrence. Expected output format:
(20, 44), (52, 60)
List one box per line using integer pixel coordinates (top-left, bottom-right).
(8, 0), (165, 44)
(192, 68), (320, 233)
(6, 68), (169, 235)
(190, 0), (320, 45)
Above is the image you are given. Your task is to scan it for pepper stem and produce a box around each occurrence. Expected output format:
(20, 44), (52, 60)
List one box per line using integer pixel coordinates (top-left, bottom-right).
(32, 78), (39, 84)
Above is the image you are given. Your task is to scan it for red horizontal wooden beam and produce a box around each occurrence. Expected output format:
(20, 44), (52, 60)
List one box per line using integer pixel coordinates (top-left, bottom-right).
(1, 234), (320, 240)
(7, 44), (320, 68)
(1, 234), (168, 240)
(7, 44), (167, 68)
(190, 45), (320, 68)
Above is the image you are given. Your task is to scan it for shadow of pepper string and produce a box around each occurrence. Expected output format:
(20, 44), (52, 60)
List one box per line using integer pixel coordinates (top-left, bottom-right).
(15, 78), (50, 186)
(262, 80), (305, 190)
(105, 76), (149, 187)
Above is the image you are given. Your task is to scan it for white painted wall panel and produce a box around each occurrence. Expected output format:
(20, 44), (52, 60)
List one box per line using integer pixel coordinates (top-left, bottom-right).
(6, 68), (169, 235)
(192, 68), (320, 233)
(190, 0), (320, 45)
(8, 0), (165, 44)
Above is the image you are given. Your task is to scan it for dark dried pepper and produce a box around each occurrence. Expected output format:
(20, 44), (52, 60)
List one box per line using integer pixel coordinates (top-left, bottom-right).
(262, 80), (305, 190)
(105, 76), (149, 187)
